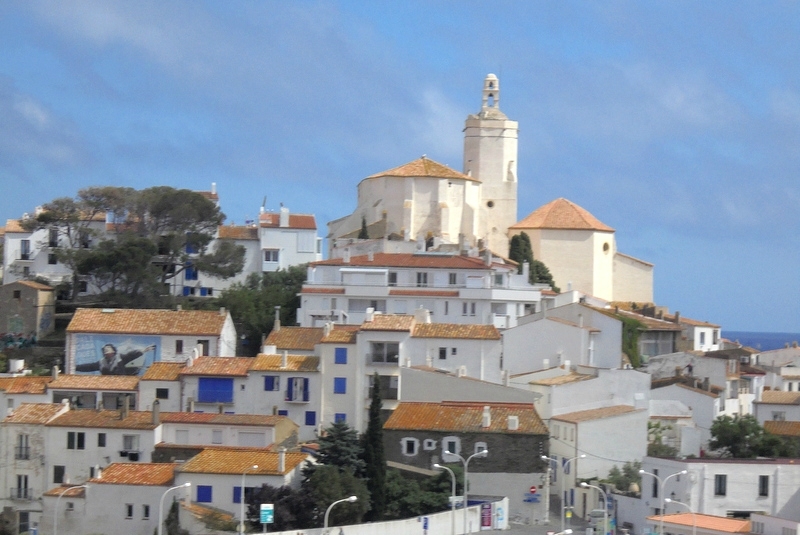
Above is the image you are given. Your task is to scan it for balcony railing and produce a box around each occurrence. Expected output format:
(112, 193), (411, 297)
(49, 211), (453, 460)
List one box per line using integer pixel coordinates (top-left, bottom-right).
(14, 446), (30, 460)
(10, 488), (35, 501)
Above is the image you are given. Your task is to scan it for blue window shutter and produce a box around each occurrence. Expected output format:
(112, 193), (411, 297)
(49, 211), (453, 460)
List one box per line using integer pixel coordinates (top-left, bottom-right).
(305, 411), (316, 426)
(334, 377), (346, 394)
(287, 378), (294, 401)
(278, 410), (288, 416)
(264, 376), (275, 391)
(335, 347), (347, 364)
(198, 378), (234, 403)
(197, 485), (212, 503)
(303, 378), (309, 401)
(183, 286), (191, 296)
(200, 287), (208, 296)
(233, 486), (242, 504)
(335, 413), (346, 423)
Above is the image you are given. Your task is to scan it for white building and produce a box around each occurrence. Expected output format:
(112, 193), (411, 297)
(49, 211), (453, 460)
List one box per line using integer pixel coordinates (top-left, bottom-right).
(754, 391), (800, 425)
(298, 251), (548, 329)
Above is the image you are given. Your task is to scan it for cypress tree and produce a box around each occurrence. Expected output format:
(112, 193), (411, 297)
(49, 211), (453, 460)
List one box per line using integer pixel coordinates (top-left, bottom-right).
(358, 216), (369, 239)
(362, 372), (386, 520)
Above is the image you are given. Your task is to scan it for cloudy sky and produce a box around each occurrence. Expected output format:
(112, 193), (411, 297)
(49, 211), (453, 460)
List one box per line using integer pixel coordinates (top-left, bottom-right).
(1, 1), (798, 332)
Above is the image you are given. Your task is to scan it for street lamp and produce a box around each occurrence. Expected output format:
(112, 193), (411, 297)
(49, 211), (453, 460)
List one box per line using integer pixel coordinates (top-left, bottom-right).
(434, 463), (457, 535)
(562, 454), (586, 531)
(159, 482), (191, 535)
(580, 482), (608, 535)
(239, 464), (259, 534)
(665, 498), (696, 535)
(446, 449), (488, 535)
(324, 495), (358, 529)
(54, 484), (87, 535)
(540, 455), (553, 525)
(639, 469), (688, 535)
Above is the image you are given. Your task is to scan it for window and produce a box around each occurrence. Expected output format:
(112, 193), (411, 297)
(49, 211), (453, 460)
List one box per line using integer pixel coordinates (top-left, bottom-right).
(370, 342), (399, 364)
(462, 302), (477, 316)
(234, 486), (257, 505)
(123, 434), (140, 452)
(16, 474), (29, 499)
(264, 249), (279, 263)
(286, 377), (310, 402)
(197, 377), (234, 403)
(423, 439), (436, 451)
(416, 272), (428, 287)
(444, 301), (449, 315)
(15, 434), (29, 460)
(369, 374), (399, 400)
(475, 442), (488, 454)
(20, 239), (30, 260)
(449, 273), (457, 285)
(13, 290), (21, 299)
(278, 410), (288, 416)
(402, 438), (419, 456)
(714, 474), (727, 496)
(143, 505), (150, 519)
(388, 272), (398, 287)
(471, 302), (476, 316)
(197, 485), (213, 503)
(773, 411), (786, 421)
(305, 411), (316, 426)
(494, 273), (503, 286)
(79, 280), (88, 293)
(334, 377), (347, 394)
(184, 262), (198, 281)
(175, 340), (184, 354)
(452, 348), (457, 356)
(700, 332), (706, 345)
(264, 376), (280, 391)
(126, 504), (134, 519)
(156, 388), (169, 400)
(98, 433), (106, 448)
(442, 436), (461, 459)
(335, 347), (348, 364)
(48, 253), (57, 265)
(212, 429), (223, 444)
(335, 413), (347, 423)
(652, 469), (659, 498)
(49, 228), (59, 247)
(67, 431), (85, 450)
(79, 230), (91, 248)
(54, 465), (65, 484)
(439, 347), (447, 360)
(197, 339), (210, 356)
(759, 475), (769, 497)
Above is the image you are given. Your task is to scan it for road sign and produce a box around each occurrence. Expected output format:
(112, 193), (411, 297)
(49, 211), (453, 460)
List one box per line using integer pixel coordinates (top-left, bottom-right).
(530, 485), (537, 494)
(260, 503), (274, 524)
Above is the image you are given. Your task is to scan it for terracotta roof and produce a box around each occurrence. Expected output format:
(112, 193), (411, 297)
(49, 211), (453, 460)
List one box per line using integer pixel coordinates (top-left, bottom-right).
(389, 289), (460, 297)
(43, 484), (87, 498)
(603, 308), (683, 332)
(301, 287), (346, 294)
(49, 375), (139, 391)
(0, 376), (52, 394)
(141, 362), (184, 381)
(764, 420), (800, 437)
(360, 314), (415, 332)
(159, 412), (290, 427)
(47, 409), (159, 429)
(265, 327), (325, 351)
(320, 326), (360, 344)
(259, 212), (317, 230)
(310, 252), (498, 270)
(384, 401), (548, 435)
(665, 314), (720, 328)
(182, 501), (234, 523)
(3, 403), (68, 424)
(511, 198), (614, 232)
(529, 373), (594, 386)
(217, 225), (258, 240)
(412, 323), (501, 340)
(552, 405), (640, 423)
(14, 280), (54, 291)
(89, 463), (177, 486)
(179, 357), (252, 377)
(757, 391), (800, 405)
(249, 354), (320, 372)
(4, 219), (27, 233)
(648, 513), (750, 533)
(176, 448), (308, 475)
(366, 156), (477, 182)
(67, 308), (228, 335)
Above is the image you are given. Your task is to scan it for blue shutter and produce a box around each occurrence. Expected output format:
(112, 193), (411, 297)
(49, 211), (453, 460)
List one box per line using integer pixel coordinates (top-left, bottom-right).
(183, 286), (191, 296)
(197, 485), (212, 503)
(264, 376), (275, 391)
(302, 378), (309, 401)
(334, 377), (346, 394)
(233, 486), (242, 504)
(286, 377), (294, 401)
(305, 411), (316, 426)
(335, 347), (347, 364)
(198, 378), (234, 403)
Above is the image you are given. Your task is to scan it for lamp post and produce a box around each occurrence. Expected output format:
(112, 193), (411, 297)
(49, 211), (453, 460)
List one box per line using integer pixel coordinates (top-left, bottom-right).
(580, 482), (608, 535)
(665, 498), (696, 535)
(434, 463), (457, 535)
(54, 484), (87, 535)
(639, 469), (688, 535)
(540, 455), (553, 524)
(445, 449), (488, 535)
(562, 454), (586, 531)
(239, 464), (259, 534)
(159, 482), (191, 535)
(324, 495), (358, 529)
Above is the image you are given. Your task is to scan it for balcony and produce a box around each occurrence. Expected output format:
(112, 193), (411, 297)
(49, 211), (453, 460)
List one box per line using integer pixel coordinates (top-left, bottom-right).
(14, 446), (30, 460)
(10, 488), (35, 501)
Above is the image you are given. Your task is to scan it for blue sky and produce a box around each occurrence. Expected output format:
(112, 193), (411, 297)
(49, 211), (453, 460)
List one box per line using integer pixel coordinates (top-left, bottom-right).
(1, 1), (798, 332)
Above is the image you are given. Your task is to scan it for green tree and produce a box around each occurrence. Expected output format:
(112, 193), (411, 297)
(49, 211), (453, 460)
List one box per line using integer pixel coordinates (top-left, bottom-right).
(247, 484), (315, 532)
(383, 468), (455, 520)
(710, 414), (797, 458)
(358, 216), (369, 239)
(508, 232), (560, 292)
(304, 465), (370, 527)
(77, 236), (159, 299)
(605, 460), (642, 493)
(304, 421), (365, 479)
(362, 372), (387, 520)
(647, 421), (678, 458)
(163, 498), (190, 535)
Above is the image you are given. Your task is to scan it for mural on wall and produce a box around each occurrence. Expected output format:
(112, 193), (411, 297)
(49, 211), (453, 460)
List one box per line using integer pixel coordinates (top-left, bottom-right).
(74, 334), (160, 375)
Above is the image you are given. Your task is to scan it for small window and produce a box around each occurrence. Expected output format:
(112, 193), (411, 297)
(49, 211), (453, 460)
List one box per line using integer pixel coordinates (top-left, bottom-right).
(439, 347), (447, 360)
(475, 442), (488, 454)
(334, 377), (347, 394)
(264, 249), (279, 263)
(123, 434), (140, 452)
(13, 290), (21, 299)
(402, 438), (419, 456)
(416, 272), (428, 287)
(264, 376), (280, 391)
(126, 504), (134, 518)
(335, 347), (347, 365)
(759, 475), (769, 497)
(48, 253), (57, 265)
(175, 340), (183, 354)
(449, 273), (457, 285)
(335, 413), (347, 423)
(451, 348), (457, 356)
(156, 388), (169, 400)
(494, 273), (503, 286)
(212, 429), (223, 444)
(98, 433), (106, 447)
(67, 431), (85, 450)
(79, 280), (88, 293)
(278, 410), (288, 416)
(143, 504), (150, 519)
(714, 474), (727, 496)
(54, 465), (65, 484)
(442, 436), (461, 460)
(305, 411), (316, 426)
(423, 439), (436, 451)
(197, 485), (213, 503)
(388, 272), (398, 287)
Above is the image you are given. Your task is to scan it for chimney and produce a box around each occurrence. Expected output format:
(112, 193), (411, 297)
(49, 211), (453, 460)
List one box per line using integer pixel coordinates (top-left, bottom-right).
(279, 205), (289, 227)
(522, 261), (530, 280)
(674, 311), (680, 323)
(211, 182), (217, 195)
(343, 248), (351, 264)
(176, 304), (182, 312)
(219, 306), (226, 317)
(702, 377), (710, 391)
(675, 366), (682, 377)
(503, 369), (510, 386)
(281, 350), (288, 369)
(274, 306), (281, 332)
(365, 307), (375, 322)
(262, 344), (277, 354)
(794, 341), (798, 348)
(564, 359), (571, 371)
(96, 467), (102, 479)
(414, 307), (431, 324)
(121, 395), (130, 420)
(188, 398), (195, 412)
(578, 313), (584, 328)
(368, 251), (374, 262)
(324, 322), (332, 338)
(543, 358), (550, 369)
(457, 366), (467, 377)
(426, 354), (433, 368)
(52, 366), (59, 381)
(278, 447), (286, 473)
(218, 404), (224, 414)
(152, 399), (160, 425)
(96, 399), (103, 412)
(508, 415), (519, 431)
(484, 249), (492, 266)
(482, 406), (491, 428)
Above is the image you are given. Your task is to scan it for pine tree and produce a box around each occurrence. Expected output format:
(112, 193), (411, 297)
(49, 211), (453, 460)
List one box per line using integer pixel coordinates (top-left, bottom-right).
(509, 232), (560, 292)
(362, 372), (387, 520)
(359, 216), (369, 239)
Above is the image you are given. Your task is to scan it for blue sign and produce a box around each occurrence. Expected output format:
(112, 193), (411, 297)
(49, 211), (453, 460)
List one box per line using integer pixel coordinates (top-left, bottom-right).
(523, 493), (540, 503)
(260, 503), (274, 524)
(423, 517), (429, 530)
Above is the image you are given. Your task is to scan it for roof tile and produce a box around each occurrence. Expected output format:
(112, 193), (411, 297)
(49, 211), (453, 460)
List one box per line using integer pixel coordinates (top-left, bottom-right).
(366, 157), (477, 182)
(176, 448), (308, 475)
(47, 409), (159, 430)
(412, 323), (500, 340)
(511, 198), (614, 232)
(384, 401), (548, 435)
(90, 463), (177, 486)
(3, 403), (68, 424)
(552, 405), (640, 423)
(265, 327), (324, 351)
(360, 314), (415, 332)
(49, 375), (139, 391)
(179, 357), (252, 377)
(67, 308), (228, 336)
(141, 362), (184, 381)
(249, 354), (320, 372)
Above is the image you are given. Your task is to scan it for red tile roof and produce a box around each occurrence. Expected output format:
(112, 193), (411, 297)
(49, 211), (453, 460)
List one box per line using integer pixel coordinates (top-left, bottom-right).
(511, 198), (614, 232)
(249, 354), (320, 372)
(301, 287), (346, 294)
(179, 357), (252, 377)
(141, 362), (184, 381)
(176, 448), (308, 475)
(47, 409), (159, 430)
(310, 252), (497, 270)
(764, 420), (800, 437)
(648, 513), (750, 533)
(360, 314), (415, 332)
(366, 157), (477, 182)
(3, 403), (68, 424)
(265, 327), (325, 351)
(67, 308), (229, 336)
(0, 376), (52, 394)
(217, 225), (259, 240)
(259, 212), (317, 230)
(757, 391), (800, 405)
(49, 375), (139, 391)
(14, 280), (54, 291)
(384, 401), (548, 435)
(43, 484), (87, 498)
(320, 326), (360, 344)
(90, 463), (177, 486)
(552, 405), (640, 423)
(412, 323), (500, 340)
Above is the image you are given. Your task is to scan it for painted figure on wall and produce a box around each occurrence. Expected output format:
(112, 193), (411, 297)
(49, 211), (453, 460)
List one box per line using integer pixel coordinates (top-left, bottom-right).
(76, 342), (156, 375)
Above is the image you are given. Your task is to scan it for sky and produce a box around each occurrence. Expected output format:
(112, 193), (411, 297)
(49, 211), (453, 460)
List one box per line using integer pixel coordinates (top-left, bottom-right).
(0, 1), (798, 333)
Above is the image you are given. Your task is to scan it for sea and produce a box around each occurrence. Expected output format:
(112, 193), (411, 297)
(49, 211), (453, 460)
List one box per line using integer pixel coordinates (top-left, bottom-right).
(725, 331), (800, 351)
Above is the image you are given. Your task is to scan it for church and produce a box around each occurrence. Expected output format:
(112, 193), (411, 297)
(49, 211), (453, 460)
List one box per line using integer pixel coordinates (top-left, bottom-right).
(327, 74), (652, 303)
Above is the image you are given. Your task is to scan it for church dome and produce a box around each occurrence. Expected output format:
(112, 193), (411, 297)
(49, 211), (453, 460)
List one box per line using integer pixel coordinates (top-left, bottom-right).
(365, 156), (476, 181)
(511, 198), (614, 232)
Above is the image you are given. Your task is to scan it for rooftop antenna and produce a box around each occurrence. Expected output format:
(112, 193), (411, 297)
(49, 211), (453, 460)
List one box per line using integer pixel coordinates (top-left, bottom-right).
(261, 196), (267, 210)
